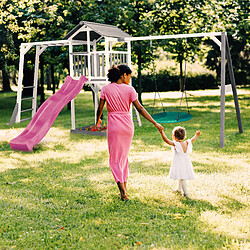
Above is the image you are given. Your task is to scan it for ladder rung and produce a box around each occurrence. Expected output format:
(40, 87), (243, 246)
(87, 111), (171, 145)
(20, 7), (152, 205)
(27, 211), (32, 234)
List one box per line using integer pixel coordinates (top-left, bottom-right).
(21, 97), (34, 101)
(21, 108), (33, 113)
(20, 117), (32, 122)
(23, 86), (35, 89)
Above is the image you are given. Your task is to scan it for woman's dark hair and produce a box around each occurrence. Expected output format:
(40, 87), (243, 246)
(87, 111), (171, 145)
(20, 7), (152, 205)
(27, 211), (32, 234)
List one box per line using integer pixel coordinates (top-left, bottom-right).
(172, 126), (186, 140)
(107, 64), (132, 82)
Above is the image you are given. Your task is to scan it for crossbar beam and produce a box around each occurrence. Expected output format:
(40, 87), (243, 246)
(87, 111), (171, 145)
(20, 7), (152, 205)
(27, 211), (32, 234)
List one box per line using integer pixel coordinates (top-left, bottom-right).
(124, 32), (223, 42)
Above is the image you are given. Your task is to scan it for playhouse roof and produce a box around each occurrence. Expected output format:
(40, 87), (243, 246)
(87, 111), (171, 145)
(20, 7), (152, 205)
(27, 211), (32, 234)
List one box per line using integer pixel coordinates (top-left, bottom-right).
(63, 21), (131, 41)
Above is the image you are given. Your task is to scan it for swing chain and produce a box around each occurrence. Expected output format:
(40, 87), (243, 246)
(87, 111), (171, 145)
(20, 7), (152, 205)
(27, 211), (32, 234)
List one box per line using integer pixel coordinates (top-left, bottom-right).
(177, 39), (190, 121)
(151, 40), (165, 116)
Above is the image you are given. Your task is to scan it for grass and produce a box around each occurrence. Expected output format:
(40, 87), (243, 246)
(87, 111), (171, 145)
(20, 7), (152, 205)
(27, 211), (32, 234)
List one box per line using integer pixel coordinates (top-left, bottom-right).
(0, 87), (249, 249)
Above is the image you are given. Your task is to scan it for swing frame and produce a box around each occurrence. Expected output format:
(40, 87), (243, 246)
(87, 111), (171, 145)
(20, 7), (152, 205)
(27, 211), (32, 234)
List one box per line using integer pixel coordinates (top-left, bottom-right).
(123, 31), (243, 148)
(150, 38), (191, 121)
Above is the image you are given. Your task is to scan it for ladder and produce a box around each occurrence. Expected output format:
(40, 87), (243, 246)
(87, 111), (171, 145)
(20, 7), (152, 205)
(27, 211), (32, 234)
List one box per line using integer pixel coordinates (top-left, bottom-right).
(8, 84), (36, 125)
(8, 44), (45, 125)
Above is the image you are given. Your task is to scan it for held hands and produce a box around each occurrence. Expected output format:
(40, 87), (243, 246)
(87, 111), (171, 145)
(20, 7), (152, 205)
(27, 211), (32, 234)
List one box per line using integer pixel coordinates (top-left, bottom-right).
(154, 123), (164, 133)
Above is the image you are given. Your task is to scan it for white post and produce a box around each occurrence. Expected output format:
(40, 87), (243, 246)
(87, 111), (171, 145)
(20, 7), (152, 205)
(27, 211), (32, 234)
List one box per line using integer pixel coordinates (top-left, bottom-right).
(128, 40), (142, 126)
(69, 40), (76, 130)
(93, 41), (97, 77)
(220, 32), (226, 148)
(105, 37), (109, 84)
(16, 44), (32, 123)
(87, 29), (91, 78)
(32, 46), (40, 117)
(109, 41), (113, 66)
(127, 41), (131, 67)
(32, 45), (47, 117)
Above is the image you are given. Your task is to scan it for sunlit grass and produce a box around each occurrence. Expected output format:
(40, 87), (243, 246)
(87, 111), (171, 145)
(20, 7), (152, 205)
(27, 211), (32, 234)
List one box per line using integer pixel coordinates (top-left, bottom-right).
(0, 88), (249, 249)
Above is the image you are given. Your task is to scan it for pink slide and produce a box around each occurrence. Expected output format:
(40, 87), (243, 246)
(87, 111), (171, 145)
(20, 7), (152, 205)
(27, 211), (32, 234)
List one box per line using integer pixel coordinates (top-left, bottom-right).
(10, 75), (88, 151)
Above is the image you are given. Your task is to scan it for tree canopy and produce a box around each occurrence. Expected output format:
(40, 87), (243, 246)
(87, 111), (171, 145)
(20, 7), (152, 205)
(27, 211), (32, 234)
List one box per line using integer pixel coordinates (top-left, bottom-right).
(0, 0), (249, 93)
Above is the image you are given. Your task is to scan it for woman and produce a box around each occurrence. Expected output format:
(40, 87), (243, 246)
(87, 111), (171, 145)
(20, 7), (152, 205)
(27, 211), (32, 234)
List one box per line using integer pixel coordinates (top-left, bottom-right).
(96, 65), (163, 200)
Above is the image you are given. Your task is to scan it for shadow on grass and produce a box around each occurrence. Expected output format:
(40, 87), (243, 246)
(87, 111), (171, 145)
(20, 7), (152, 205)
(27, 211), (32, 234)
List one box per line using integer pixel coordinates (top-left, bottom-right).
(0, 151), (247, 248)
(181, 198), (219, 212)
(0, 169), (238, 249)
(219, 195), (246, 212)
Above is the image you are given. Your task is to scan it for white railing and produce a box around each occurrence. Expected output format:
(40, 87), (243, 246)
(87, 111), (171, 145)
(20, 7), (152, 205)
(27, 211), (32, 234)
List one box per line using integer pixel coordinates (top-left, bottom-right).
(72, 51), (128, 79)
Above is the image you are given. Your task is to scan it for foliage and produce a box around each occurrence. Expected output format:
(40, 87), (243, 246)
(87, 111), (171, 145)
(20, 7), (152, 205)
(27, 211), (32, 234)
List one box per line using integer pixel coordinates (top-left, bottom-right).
(152, 0), (210, 91)
(203, 0), (250, 85)
(132, 71), (217, 92)
(0, 0), (249, 94)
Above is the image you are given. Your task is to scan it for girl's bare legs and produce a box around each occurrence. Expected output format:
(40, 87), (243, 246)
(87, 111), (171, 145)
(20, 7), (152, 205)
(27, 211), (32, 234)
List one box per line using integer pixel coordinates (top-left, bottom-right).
(173, 179), (182, 194)
(177, 179), (182, 192)
(181, 179), (189, 198)
(174, 179), (188, 197)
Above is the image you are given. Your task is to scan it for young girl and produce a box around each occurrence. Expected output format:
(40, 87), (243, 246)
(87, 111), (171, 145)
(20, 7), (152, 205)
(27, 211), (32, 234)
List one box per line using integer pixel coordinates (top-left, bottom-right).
(160, 126), (201, 198)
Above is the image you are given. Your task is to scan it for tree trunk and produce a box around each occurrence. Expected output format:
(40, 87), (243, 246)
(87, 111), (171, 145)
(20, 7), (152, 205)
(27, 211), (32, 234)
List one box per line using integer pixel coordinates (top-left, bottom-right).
(67, 65), (71, 110)
(2, 64), (12, 92)
(179, 57), (184, 92)
(22, 66), (34, 97)
(51, 64), (55, 94)
(40, 57), (45, 106)
(137, 50), (143, 105)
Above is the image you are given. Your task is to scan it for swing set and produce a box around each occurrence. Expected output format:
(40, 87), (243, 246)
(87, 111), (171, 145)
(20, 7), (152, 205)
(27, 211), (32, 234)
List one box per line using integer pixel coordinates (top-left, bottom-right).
(150, 39), (193, 123)
(10, 19), (243, 148)
(124, 31), (243, 147)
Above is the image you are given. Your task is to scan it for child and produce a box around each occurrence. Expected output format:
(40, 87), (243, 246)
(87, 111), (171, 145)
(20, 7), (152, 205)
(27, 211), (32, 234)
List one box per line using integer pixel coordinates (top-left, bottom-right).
(160, 126), (201, 198)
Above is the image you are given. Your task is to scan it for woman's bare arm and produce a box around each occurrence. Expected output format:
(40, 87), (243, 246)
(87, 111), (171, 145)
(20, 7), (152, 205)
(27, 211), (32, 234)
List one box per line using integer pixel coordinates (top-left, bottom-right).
(132, 99), (163, 132)
(96, 98), (105, 125)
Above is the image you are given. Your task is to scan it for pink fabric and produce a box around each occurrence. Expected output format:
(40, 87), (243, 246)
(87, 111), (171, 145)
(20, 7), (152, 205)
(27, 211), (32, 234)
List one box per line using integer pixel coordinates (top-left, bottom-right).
(100, 82), (138, 183)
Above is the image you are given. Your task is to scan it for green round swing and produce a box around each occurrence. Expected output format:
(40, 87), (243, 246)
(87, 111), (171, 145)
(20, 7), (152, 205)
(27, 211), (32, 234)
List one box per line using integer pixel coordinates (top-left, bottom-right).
(152, 111), (193, 123)
(150, 39), (192, 124)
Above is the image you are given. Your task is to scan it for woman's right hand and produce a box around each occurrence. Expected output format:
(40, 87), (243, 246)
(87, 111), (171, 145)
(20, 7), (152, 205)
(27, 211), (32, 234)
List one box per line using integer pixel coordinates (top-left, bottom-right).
(96, 119), (102, 127)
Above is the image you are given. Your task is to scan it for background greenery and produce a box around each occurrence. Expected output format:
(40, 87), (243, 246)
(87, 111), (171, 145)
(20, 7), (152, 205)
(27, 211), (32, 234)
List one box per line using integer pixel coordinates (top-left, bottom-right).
(0, 0), (249, 98)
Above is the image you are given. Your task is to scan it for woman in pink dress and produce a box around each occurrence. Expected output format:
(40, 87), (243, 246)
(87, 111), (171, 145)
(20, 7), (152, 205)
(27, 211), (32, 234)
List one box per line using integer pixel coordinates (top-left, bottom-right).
(96, 65), (163, 200)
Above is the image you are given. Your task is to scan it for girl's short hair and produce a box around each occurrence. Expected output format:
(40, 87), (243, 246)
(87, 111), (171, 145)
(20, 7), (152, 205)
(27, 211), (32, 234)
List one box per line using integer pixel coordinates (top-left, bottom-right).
(107, 64), (132, 82)
(172, 126), (186, 140)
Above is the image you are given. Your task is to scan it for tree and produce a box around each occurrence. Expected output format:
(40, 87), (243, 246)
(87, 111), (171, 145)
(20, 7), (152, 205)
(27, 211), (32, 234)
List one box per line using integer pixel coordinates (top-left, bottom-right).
(118, 0), (155, 103)
(0, 24), (12, 92)
(153, 0), (210, 91)
(204, 0), (250, 85)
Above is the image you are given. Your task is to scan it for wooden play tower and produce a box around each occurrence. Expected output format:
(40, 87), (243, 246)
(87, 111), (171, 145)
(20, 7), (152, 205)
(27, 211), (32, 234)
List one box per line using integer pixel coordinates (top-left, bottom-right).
(9, 21), (141, 130)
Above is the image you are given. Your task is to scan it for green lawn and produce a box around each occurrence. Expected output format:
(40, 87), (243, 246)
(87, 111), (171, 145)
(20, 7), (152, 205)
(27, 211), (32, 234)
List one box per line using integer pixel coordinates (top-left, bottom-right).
(0, 88), (249, 249)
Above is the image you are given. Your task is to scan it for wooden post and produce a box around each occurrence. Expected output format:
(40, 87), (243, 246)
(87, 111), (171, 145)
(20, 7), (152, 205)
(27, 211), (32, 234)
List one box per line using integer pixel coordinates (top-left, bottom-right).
(69, 40), (75, 130)
(105, 38), (109, 84)
(32, 46), (40, 117)
(225, 36), (243, 133)
(16, 44), (32, 123)
(220, 32), (226, 148)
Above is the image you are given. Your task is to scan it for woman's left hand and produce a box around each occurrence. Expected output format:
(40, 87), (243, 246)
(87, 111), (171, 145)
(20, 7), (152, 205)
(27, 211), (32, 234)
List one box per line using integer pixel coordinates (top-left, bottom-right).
(154, 123), (164, 132)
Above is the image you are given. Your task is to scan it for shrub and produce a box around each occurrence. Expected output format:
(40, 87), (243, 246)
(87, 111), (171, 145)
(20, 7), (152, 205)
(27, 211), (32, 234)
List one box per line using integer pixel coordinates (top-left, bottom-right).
(132, 71), (217, 92)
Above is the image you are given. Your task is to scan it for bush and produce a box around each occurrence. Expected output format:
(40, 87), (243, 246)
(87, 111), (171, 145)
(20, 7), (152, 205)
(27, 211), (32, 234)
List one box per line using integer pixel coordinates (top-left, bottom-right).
(132, 70), (217, 92)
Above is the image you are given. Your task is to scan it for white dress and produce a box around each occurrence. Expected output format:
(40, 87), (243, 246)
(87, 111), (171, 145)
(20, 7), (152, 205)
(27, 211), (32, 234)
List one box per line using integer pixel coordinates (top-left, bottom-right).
(169, 139), (194, 180)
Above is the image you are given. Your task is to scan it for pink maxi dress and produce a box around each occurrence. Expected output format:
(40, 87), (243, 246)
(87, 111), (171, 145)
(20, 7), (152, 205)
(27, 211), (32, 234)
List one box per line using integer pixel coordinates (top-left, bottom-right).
(100, 82), (138, 183)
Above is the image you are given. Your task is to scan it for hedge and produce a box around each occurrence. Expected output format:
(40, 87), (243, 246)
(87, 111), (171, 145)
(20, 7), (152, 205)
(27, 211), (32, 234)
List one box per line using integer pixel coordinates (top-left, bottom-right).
(132, 71), (218, 92)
